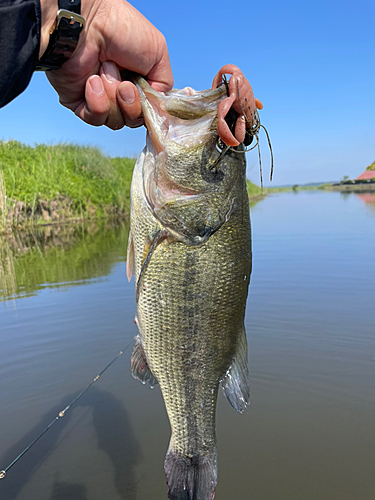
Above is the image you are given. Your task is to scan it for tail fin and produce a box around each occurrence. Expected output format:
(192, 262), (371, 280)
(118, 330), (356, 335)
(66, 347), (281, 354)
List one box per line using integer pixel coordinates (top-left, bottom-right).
(164, 447), (217, 500)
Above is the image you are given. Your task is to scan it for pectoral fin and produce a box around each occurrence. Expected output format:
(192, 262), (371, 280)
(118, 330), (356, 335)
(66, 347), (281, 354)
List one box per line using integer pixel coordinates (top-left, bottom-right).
(136, 229), (170, 302)
(130, 335), (157, 387)
(126, 229), (135, 281)
(221, 326), (250, 413)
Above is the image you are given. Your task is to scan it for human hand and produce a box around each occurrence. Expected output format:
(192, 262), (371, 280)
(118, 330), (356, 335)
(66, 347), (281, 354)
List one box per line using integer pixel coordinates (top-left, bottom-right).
(40, 0), (173, 129)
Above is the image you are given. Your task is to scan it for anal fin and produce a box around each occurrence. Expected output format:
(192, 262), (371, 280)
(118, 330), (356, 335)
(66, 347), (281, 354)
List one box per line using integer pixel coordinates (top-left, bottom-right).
(221, 326), (250, 413)
(130, 335), (157, 387)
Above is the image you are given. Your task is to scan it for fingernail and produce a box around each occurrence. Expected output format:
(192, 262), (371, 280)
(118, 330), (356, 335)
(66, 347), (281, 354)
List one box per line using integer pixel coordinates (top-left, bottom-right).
(119, 84), (135, 104)
(89, 76), (104, 95)
(102, 61), (119, 83)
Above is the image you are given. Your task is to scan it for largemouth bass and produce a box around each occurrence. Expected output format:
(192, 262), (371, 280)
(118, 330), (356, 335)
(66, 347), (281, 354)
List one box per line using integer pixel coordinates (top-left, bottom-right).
(127, 68), (256, 500)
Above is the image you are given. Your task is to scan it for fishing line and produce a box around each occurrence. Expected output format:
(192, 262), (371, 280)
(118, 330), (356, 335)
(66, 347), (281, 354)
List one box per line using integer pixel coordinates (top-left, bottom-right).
(0, 340), (134, 480)
(260, 124), (274, 181)
(234, 78), (274, 184)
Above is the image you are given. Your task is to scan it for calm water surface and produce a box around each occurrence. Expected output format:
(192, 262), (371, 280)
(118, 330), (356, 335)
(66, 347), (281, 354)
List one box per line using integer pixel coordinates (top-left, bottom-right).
(0, 191), (374, 500)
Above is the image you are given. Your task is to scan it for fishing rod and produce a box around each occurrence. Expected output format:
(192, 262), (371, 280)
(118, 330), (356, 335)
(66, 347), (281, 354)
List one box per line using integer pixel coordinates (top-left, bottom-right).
(0, 341), (133, 480)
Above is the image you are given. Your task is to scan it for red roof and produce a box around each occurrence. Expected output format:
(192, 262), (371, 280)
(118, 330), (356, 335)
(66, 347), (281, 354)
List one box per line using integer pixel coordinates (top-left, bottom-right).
(356, 170), (375, 180)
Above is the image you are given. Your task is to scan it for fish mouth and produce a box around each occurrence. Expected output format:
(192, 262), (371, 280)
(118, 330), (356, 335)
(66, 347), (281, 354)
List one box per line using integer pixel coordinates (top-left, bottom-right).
(133, 75), (227, 154)
(132, 76), (239, 246)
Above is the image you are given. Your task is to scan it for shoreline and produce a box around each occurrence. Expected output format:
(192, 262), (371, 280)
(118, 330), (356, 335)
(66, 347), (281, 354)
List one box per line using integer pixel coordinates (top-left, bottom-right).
(0, 141), (135, 234)
(2, 183), (374, 234)
(1, 140), (373, 233)
(265, 182), (375, 194)
(0, 214), (128, 236)
(323, 183), (375, 192)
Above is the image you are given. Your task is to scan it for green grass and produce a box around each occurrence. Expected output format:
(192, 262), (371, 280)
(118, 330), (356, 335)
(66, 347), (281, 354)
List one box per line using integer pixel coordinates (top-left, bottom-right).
(246, 179), (263, 197)
(265, 184), (324, 193)
(0, 140), (135, 225)
(246, 179), (266, 208)
(0, 140), (271, 230)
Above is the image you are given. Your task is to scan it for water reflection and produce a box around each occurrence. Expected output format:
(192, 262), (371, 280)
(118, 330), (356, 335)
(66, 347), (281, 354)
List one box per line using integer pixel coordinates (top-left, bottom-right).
(0, 237), (16, 297)
(51, 478), (88, 500)
(355, 191), (375, 205)
(91, 388), (140, 499)
(0, 220), (129, 301)
(0, 387), (140, 500)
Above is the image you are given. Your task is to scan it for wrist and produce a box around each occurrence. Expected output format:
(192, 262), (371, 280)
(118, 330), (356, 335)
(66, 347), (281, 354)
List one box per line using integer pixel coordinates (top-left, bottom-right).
(39, 0), (59, 58)
(37, 0), (87, 71)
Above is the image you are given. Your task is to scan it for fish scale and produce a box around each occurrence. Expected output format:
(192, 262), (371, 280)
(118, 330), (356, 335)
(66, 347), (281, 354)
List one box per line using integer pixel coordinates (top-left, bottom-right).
(127, 75), (252, 500)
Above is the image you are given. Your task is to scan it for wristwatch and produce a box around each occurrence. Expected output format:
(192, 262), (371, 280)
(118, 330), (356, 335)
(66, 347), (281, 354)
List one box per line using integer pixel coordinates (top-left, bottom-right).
(36, 0), (85, 71)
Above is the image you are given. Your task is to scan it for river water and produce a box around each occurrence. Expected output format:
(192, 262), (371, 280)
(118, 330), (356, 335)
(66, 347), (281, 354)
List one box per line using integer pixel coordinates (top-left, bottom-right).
(0, 191), (374, 500)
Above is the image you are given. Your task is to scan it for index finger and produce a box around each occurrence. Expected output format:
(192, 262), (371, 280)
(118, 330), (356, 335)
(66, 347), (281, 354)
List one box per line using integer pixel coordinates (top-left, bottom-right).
(146, 37), (174, 93)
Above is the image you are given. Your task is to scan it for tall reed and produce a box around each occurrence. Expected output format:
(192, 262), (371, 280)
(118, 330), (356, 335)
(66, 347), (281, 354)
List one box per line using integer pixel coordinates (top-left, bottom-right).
(0, 169), (8, 232)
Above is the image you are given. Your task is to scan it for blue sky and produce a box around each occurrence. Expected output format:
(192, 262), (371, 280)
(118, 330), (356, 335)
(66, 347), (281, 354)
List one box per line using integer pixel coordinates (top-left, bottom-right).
(0, 0), (374, 186)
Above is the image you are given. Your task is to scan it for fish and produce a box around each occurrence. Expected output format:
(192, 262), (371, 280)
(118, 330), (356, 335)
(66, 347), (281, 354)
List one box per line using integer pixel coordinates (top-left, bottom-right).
(127, 69), (254, 500)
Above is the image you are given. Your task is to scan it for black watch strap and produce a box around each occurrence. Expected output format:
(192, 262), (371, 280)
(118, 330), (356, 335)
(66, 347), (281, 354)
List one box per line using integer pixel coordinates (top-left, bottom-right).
(35, 0), (85, 71)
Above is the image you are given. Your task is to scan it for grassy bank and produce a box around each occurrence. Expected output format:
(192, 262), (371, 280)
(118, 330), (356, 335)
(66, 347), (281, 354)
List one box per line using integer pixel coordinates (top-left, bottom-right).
(0, 140), (269, 232)
(263, 182), (375, 194)
(246, 179), (266, 206)
(0, 140), (135, 231)
(323, 183), (375, 192)
(265, 184), (331, 194)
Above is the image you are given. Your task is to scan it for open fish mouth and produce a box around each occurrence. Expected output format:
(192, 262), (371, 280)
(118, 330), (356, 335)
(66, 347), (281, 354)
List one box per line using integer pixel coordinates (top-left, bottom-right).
(131, 76), (241, 247)
(133, 75), (227, 154)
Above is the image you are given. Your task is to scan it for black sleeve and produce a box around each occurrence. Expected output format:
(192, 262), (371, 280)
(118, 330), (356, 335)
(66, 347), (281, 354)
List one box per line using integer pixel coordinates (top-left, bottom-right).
(0, 0), (41, 108)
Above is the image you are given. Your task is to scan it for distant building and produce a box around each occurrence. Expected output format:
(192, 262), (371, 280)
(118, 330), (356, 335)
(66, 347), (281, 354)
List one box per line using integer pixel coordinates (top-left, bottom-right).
(356, 170), (375, 181)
